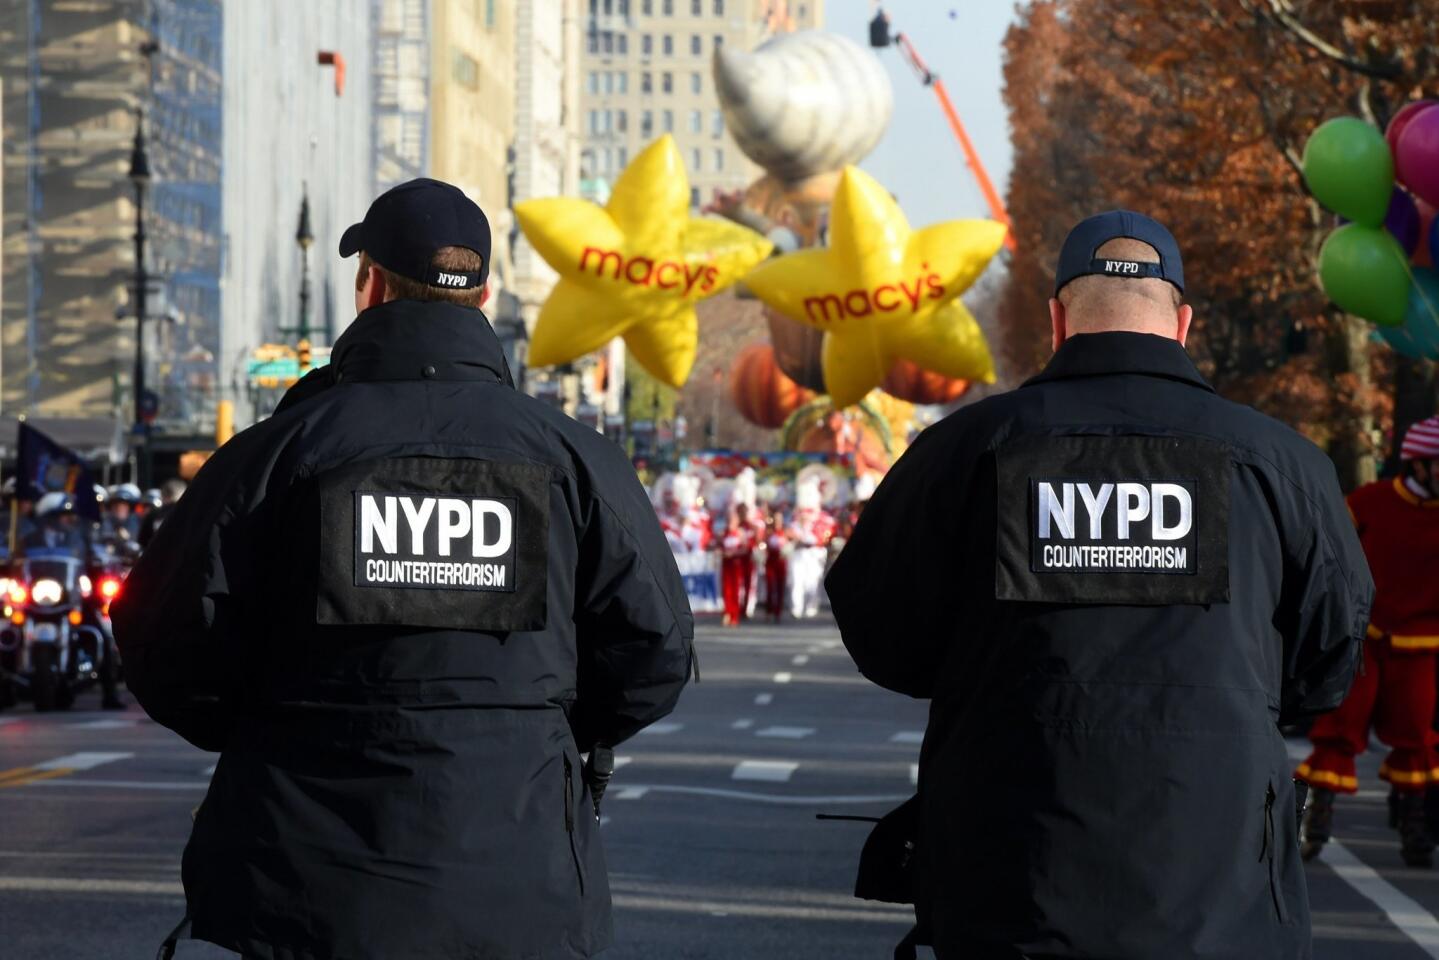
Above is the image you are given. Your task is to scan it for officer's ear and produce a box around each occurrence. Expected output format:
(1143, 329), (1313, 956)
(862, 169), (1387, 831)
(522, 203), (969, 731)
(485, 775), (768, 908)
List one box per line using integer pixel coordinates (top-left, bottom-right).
(1176, 303), (1194, 347)
(480, 282), (492, 308)
(1049, 297), (1068, 353)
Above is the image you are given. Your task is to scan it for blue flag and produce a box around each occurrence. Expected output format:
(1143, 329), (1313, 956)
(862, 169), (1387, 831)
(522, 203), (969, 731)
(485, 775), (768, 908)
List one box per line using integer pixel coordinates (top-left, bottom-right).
(15, 422), (101, 521)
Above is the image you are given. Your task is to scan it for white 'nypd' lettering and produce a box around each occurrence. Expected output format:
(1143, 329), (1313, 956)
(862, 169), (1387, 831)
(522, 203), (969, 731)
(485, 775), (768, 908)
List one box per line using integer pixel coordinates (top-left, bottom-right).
(1104, 260), (1142, 275)
(435, 271), (469, 287)
(1037, 481), (1193, 542)
(359, 494), (514, 559)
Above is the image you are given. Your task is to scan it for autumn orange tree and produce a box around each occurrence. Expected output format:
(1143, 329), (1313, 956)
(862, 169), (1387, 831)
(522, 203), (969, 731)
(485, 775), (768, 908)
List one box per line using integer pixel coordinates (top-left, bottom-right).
(1001, 0), (1438, 488)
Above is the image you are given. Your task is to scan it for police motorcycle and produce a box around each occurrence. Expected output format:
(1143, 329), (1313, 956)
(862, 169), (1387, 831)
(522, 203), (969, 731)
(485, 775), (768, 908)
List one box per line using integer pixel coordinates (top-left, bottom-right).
(0, 493), (119, 712)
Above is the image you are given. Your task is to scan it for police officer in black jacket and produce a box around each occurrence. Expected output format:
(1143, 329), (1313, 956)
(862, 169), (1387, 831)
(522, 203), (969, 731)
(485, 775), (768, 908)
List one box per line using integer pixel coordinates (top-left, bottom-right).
(827, 211), (1373, 960)
(113, 179), (694, 960)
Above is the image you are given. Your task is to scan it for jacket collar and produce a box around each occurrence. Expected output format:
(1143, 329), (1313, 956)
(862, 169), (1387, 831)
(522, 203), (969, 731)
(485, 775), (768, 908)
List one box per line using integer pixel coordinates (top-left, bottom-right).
(330, 300), (514, 386)
(1023, 331), (1214, 393)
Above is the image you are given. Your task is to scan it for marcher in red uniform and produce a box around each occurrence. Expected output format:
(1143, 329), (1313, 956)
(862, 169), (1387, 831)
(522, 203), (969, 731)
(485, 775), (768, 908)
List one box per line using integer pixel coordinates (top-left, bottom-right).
(720, 502), (758, 626)
(763, 507), (788, 623)
(1298, 416), (1439, 866)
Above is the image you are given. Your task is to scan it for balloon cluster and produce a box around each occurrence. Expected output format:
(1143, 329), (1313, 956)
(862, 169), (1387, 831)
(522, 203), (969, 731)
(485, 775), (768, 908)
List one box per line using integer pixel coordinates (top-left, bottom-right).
(1303, 105), (1439, 359)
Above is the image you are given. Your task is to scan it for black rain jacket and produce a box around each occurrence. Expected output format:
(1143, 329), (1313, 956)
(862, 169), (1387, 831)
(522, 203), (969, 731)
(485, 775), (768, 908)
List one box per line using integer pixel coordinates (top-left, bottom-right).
(113, 300), (694, 960)
(827, 332), (1372, 960)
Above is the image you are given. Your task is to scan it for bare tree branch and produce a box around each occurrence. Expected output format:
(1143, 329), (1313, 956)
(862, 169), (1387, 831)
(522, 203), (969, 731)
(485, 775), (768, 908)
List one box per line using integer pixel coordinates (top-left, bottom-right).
(1260, 0), (1403, 79)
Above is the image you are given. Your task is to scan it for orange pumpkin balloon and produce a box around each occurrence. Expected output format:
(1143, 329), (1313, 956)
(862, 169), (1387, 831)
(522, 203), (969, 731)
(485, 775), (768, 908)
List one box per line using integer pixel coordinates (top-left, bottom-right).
(881, 358), (970, 406)
(729, 343), (814, 429)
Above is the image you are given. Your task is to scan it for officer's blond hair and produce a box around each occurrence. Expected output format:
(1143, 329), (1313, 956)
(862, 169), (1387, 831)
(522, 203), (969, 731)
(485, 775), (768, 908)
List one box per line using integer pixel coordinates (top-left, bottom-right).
(1057, 238), (1183, 331)
(356, 247), (487, 309)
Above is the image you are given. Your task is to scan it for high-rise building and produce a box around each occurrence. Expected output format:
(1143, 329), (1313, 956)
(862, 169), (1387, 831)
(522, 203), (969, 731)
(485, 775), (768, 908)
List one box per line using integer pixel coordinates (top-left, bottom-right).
(0, 1), (223, 423)
(578, 0), (823, 210)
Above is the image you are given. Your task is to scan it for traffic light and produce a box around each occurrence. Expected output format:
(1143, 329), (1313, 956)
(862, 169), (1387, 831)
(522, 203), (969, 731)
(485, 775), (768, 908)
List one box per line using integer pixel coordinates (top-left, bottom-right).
(298, 339), (312, 371)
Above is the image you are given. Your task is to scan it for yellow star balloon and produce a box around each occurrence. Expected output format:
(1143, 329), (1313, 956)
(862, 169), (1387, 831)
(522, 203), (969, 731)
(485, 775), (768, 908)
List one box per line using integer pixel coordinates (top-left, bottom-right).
(515, 136), (773, 387)
(743, 166), (1005, 408)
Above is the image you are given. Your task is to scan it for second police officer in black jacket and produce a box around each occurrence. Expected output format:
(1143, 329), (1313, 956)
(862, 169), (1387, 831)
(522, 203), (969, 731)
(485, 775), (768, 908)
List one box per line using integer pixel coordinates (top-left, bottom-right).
(113, 179), (694, 960)
(828, 212), (1374, 960)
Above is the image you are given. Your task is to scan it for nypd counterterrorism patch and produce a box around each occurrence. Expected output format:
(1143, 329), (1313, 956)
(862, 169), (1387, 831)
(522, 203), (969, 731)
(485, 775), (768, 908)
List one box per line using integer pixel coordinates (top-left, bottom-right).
(994, 434), (1230, 605)
(316, 457), (550, 631)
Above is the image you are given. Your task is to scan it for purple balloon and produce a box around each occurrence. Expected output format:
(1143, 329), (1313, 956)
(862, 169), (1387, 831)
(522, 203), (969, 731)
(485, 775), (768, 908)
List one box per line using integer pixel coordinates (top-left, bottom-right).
(1398, 108), (1439, 208)
(1386, 188), (1422, 255)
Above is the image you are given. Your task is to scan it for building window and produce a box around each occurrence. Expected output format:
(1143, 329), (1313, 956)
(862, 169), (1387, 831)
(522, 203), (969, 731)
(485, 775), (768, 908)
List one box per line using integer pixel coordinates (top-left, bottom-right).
(662, 71), (673, 93)
(588, 110), (600, 135)
(641, 110), (654, 136)
(619, 0), (630, 15)
(589, 0), (598, 13)
(691, 0), (701, 13)
(662, 34), (673, 56)
(600, 148), (611, 173)
(617, 71), (629, 94)
(617, 34), (628, 55)
(688, 109), (702, 133)
(663, 0), (673, 14)
(714, 147), (724, 171)
(642, 0), (652, 13)
(604, 109), (614, 132)
(603, 32), (614, 54)
(486, 0), (497, 27)
(690, 34), (701, 56)
(587, 30), (599, 53)
(617, 110), (628, 132)
(662, 109), (674, 132)
(618, 147), (629, 168)
(692, 147), (702, 172)
(602, 72), (613, 94)
(711, 109), (724, 136)
(714, 0), (723, 13)
(690, 186), (700, 209)
(603, 0), (613, 14)
(690, 72), (701, 94)
(713, 34), (723, 52)
(798, 3), (807, 18)
(641, 71), (652, 93)
(587, 71), (600, 94)
(453, 50), (479, 89)
(642, 33), (652, 55)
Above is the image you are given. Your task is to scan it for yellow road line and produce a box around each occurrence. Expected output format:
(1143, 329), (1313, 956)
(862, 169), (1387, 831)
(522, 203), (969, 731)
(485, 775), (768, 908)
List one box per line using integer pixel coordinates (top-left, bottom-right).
(0, 767), (74, 789)
(0, 766), (39, 785)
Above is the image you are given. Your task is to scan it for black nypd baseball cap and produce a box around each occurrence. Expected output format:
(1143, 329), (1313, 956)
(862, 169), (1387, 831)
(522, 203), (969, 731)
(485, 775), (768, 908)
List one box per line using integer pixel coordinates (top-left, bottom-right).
(339, 178), (491, 290)
(1053, 210), (1184, 298)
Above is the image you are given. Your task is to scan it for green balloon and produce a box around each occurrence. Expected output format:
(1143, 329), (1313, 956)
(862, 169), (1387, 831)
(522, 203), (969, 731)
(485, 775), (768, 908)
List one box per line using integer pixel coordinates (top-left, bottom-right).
(1319, 224), (1412, 327)
(1303, 117), (1394, 226)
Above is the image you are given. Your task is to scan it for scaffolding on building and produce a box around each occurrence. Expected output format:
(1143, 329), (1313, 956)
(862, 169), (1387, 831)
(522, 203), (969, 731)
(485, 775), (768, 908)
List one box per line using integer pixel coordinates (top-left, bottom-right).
(372, 0), (429, 194)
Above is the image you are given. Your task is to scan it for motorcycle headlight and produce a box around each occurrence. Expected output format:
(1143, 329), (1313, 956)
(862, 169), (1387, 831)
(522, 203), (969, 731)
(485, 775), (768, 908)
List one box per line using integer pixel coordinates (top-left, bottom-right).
(31, 579), (63, 606)
(79, 575), (93, 598)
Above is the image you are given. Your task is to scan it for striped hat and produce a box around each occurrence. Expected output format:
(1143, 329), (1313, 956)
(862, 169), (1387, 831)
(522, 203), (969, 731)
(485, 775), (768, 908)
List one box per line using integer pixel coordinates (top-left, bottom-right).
(1401, 416), (1439, 461)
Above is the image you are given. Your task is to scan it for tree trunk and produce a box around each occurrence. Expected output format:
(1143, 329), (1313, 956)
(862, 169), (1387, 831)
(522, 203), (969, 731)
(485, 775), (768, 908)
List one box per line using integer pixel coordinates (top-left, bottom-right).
(1388, 354), (1438, 475)
(1324, 315), (1377, 491)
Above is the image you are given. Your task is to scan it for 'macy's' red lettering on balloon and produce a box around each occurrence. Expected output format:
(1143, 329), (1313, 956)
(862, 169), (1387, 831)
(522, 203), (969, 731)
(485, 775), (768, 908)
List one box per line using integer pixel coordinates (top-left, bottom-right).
(801, 265), (946, 325)
(578, 247), (720, 296)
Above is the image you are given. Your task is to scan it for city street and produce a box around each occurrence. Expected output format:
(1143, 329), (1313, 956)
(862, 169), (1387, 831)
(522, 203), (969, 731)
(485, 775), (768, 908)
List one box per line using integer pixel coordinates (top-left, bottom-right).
(1, 620), (1438, 959)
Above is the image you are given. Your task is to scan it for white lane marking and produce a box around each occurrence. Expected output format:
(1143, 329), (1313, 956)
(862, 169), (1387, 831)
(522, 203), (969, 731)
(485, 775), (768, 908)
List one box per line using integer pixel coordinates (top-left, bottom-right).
(612, 892), (912, 924)
(69, 719), (136, 730)
(32, 752), (132, 772)
(614, 756), (633, 770)
(201, 764), (217, 776)
(638, 722), (684, 736)
(613, 786), (650, 800)
(29, 778), (207, 791)
(791, 654), (810, 666)
(772, 672), (793, 684)
(732, 760), (798, 783)
(755, 726), (815, 740)
(0, 876), (184, 896)
(754, 693), (774, 705)
(891, 731), (924, 745)
(1320, 840), (1439, 956)
(610, 783), (908, 806)
(910, 764), (919, 786)
(731, 719), (754, 730)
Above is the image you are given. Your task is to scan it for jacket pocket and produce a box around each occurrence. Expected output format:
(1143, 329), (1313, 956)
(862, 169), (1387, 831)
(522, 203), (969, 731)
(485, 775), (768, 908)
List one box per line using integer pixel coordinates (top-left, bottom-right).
(1262, 781), (1290, 924)
(564, 754), (586, 896)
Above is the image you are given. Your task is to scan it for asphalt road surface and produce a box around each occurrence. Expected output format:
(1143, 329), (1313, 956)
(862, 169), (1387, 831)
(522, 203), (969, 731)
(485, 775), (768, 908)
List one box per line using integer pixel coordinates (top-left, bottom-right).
(1, 619), (1438, 959)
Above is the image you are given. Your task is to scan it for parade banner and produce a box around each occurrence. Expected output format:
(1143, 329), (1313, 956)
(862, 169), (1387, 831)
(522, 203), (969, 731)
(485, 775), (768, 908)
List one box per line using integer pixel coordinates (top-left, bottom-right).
(673, 549), (723, 614)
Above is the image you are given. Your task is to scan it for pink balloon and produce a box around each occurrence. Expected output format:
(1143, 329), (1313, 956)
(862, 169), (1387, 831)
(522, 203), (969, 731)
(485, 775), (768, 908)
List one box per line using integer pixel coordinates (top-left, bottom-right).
(1387, 100), (1437, 159)
(1397, 108), (1439, 207)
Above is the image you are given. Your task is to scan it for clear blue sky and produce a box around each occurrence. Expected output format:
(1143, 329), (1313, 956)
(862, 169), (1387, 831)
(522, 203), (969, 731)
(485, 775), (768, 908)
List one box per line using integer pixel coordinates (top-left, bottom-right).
(826, 0), (1019, 225)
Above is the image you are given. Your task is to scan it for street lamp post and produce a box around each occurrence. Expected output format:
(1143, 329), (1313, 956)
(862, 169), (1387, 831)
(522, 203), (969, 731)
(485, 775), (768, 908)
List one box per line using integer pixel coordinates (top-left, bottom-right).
(128, 111), (152, 486)
(296, 187), (314, 347)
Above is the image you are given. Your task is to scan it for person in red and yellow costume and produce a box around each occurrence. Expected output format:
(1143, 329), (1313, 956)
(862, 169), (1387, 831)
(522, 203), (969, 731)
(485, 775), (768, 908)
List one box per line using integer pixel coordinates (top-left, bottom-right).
(720, 501), (759, 626)
(1298, 416), (1439, 867)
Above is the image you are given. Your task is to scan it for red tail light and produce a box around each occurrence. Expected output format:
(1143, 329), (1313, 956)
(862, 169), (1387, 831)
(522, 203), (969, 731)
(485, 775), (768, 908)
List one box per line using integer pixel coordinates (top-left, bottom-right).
(99, 578), (121, 601)
(8, 583), (27, 605)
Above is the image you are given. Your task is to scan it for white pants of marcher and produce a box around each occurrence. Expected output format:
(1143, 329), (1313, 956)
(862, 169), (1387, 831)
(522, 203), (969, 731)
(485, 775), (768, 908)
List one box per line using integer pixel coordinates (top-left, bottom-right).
(789, 546), (827, 619)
